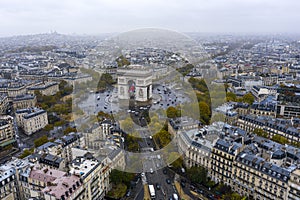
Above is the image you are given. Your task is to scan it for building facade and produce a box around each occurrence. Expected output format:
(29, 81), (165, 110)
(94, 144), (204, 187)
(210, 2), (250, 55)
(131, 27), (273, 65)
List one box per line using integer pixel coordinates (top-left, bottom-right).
(27, 81), (59, 96)
(13, 94), (37, 110)
(16, 107), (48, 135)
(0, 93), (9, 114)
(0, 115), (16, 150)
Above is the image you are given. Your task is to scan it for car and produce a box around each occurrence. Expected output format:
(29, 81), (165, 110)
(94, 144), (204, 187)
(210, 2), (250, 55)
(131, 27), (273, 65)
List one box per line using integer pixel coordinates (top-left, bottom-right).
(126, 190), (131, 197)
(166, 179), (171, 184)
(163, 169), (167, 174)
(190, 185), (195, 191)
(181, 168), (185, 173)
(141, 172), (145, 177)
(197, 189), (204, 194)
(173, 193), (179, 200)
(150, 168), (153, 174)
(180, 182), (185, 188)
(149, 136), (152, 139)
(156, 183), (161, 190)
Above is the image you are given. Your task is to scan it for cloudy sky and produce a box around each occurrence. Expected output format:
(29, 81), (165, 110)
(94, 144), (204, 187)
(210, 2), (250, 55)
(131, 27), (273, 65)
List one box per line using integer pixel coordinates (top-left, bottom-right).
(0, 0), (299, 36)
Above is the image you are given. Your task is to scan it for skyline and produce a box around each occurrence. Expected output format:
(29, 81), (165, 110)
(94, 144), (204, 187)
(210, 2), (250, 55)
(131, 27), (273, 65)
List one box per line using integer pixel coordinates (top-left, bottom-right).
(1, 0), (300, 37)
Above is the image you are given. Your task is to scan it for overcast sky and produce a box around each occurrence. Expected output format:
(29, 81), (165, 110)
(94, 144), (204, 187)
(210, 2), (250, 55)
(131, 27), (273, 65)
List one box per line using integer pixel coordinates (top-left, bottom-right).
(0, 0), (299, 36)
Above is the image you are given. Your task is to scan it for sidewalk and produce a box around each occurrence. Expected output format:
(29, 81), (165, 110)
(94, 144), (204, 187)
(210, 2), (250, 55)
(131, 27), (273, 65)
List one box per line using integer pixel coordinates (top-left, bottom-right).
(143, 185), (151, 200)
(174, 181), (193, 200)
(190, 190), (208, 200)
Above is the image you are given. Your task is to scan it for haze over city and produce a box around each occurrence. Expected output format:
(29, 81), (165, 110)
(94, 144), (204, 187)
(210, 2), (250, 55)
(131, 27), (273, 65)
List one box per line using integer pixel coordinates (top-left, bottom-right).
(1, 1), (300, 200)
(1, 0), (300, 37)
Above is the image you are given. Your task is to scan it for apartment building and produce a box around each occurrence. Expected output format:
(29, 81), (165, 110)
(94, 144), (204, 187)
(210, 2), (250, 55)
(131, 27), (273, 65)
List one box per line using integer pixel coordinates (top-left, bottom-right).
(233, 151), (290, 199)
(237, 115), (300, 144)
(27, 167), (67, 199)
(177, 129), (214, 171)
(210, 139), (243, 186)
(13, 94), (37, 110)
(54, 132), (84, 165)
(0, 93), (9, 114)
(38, 153), (65, 171)
(251, 86), (277, 101)
(168, 116), (200, 135)
(288, 169), (300, 200)
(69, 154), (111, 200)
(42, 175), (85, 200)
(277, 103), (300, 118)
(0, 115), (16, 150)
(1, 157), (34, 200)
(27, 81), (59, 96)
(0, 167), (19, 200)
(16, 107), (48, 135)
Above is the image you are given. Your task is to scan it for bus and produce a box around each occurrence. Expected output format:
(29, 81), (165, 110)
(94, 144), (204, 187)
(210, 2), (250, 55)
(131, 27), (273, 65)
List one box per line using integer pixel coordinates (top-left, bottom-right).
(148, 184), (156, 199)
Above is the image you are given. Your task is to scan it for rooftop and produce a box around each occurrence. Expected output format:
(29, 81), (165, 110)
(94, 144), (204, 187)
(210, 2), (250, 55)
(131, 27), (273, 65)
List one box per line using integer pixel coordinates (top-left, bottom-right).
(16, 107), (46, 119)
(42, 175), (82, 199)
(29, 167), (66, 183)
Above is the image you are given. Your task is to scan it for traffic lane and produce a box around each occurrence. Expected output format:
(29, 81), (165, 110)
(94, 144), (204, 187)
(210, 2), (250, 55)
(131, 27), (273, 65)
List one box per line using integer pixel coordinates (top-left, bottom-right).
(146, 168), (177, 200)
(133, 185), (144, 200)
(174, 170), (216, 200)
(146, 170), (167, 200)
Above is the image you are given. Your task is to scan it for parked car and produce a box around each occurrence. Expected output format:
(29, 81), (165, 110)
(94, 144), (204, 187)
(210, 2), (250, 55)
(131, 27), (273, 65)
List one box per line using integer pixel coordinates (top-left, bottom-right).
(156, 183), (161, 190)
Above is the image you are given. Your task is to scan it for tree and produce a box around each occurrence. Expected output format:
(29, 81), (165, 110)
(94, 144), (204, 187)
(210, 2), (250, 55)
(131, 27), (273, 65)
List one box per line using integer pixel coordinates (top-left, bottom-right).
(272, 135), (289, 145)
(177, 64), (194, 76)
(253, 128), (268, 138)
(166, 106), (178, 119)
(170, 155), (183, 170)
(108, 169), (135, 199)
(222, 192), (244, 200)
(110, 169), (135, 187)
(116, 55), (130, 67)
(120, 117), (134, 133)
(97, 73), (115, 91)
(153, 129), (171, 148)
(199, 101), (211, 125)
(215, 183), (232, 195)
(242, 93), (255, 105)
(34, 135), (49, 147)
(186, 166), (207, 184)
(226, 92), (237, 102)
(97, 111), (112, 121)
(125, 134), (141, 152)
(43, 124), (54, 131)
(64, 127), (77, 135)
(19, 148), (34, 159)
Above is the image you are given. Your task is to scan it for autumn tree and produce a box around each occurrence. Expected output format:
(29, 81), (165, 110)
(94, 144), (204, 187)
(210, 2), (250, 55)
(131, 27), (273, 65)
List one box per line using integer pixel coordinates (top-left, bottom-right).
(34, 135), (49, 147)
(166, 106), (181, 119)
(226, 92), (237, 102)
(242, 93), (255, 105)
(199, 101), (211, 125)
